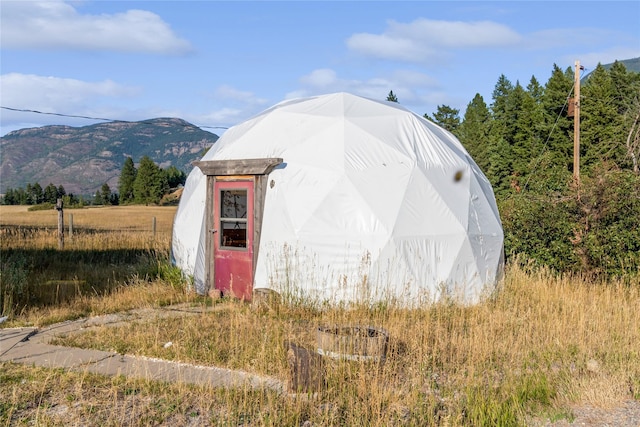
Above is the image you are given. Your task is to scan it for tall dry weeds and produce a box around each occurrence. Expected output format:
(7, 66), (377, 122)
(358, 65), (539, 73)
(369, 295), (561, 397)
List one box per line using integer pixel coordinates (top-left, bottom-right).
(2, 205), (638, 425)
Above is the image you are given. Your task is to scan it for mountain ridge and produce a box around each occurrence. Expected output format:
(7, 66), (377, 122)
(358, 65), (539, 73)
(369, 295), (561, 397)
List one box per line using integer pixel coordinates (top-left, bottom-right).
(0, 118), (218, 195)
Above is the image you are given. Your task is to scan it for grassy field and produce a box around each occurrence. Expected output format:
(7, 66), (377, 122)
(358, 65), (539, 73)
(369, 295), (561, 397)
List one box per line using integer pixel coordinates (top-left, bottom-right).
(1, 205), (639, 426)
(0, 205), (183, 319)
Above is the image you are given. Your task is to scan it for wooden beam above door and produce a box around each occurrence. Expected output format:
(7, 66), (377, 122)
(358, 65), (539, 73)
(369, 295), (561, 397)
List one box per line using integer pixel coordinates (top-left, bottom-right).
(194, 158), (283, 176)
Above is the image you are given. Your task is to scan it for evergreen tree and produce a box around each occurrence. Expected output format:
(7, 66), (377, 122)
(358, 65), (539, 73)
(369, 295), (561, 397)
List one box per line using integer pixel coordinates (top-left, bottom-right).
(428, 105), (461, 135)
(507, 83), (538, 183)
(64, 193), (79, 207)
(607, 61), (635, 115)
(164, 166), (187, 189)
(26, 182), (43, 205)
(2, 188), (15, 205)
(386, 90), (398, 102)
(57, 185), (66, 199)
(133, 156), (168, 205)
(541, 64), (574, 173)
(100, 183), (112, 205)
(110, 192), (120, 206)
(526, 75), (544, 104)
(458, 94), (492, 173)
(609, 61), (640, 172)
(118, 157), (137, 204)
(523, 75), (550, 188)
(581, 64), (621, 169)
(18, 188), (28, 205)
(487, 137), (514, 195)
(43, 183), (58, 204)
(93, 190), (103, 205)
(487, 75), (515, 193)
(490, 74), (514, 121)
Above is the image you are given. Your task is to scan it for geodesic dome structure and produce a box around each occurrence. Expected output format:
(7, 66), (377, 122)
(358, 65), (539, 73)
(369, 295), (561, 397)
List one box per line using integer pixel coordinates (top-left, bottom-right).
(172, 92), (503, 305)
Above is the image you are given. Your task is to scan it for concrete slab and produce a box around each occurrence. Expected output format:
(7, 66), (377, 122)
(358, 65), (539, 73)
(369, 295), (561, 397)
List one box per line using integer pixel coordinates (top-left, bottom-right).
(0, 327), (38, 356)
(82, 354), (283, 391)
(1, 306), (284, 392)
(1, 342), (115, 369)
(28, 321), (86, 343)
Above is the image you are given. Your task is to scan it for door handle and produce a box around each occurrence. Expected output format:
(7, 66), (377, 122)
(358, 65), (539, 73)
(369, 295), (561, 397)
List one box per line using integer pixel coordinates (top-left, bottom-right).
(210, 229), (218, 233)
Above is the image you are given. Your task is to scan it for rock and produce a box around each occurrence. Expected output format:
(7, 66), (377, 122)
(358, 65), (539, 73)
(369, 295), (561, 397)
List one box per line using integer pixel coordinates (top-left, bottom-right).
(586, 359), (600, 373)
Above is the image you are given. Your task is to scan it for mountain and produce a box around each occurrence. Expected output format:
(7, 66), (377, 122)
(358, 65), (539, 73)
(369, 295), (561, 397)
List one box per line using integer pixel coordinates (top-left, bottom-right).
(605, 57), (640, 73)
(0, 118), (218, 195)
(582, 57), (640, 82)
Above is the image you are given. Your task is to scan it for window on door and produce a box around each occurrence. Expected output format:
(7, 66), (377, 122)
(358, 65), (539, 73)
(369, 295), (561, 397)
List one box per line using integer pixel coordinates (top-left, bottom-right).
(220, 189), (248, 249)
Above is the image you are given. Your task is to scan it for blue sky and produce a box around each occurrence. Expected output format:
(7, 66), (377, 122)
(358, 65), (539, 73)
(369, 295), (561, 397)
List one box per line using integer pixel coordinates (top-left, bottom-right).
(1, 1), (639, 137)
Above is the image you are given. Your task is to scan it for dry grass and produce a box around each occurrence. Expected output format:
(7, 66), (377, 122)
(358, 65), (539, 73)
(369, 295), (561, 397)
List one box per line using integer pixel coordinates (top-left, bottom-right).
(1, 205), (183, 321)
(52, 266), (640, 425)
(1, 205), (639, 426)
(0, 205), (177, 230)
(0, 205), (176, 251)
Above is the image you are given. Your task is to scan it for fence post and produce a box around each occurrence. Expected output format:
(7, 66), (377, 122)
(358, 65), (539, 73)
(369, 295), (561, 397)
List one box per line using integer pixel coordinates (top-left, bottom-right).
(152, 216), (156, 240)
(69, 213), (74, 239)
(56, 198), (64, 250)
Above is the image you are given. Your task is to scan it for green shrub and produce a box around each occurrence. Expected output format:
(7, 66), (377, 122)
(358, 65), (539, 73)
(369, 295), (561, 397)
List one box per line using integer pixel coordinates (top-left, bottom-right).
(499, 167), (640, 278)
(155, 260), (188, 291)
(27, 203), (54, 211)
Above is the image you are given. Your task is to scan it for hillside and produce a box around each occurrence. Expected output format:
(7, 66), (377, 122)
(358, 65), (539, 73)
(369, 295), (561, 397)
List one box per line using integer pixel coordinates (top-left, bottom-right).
(583, 56), (640, 81)
(607, 56), (640, 72)
(0, 118), (218, 195)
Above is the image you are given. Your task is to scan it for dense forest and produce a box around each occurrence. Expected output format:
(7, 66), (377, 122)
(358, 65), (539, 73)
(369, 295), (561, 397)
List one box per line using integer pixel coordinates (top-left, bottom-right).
(426, 61), (640, 278)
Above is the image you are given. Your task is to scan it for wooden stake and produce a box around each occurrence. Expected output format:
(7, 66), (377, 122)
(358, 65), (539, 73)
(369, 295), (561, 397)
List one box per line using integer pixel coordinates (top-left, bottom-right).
(573, 60), (582, 185)
(56, 198), (64, 250)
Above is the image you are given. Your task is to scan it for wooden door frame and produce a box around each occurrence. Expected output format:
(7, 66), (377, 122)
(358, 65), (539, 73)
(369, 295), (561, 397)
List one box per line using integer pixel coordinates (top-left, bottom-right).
(194, 158), (283, 296)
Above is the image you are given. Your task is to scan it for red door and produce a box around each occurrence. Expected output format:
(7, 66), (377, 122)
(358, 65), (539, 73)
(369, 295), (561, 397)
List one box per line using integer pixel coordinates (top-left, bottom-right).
(213, 180), (254, 300)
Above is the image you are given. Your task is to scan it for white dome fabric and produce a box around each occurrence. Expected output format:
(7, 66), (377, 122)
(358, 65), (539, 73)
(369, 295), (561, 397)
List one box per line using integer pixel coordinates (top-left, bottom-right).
(172, 92), (504, 305)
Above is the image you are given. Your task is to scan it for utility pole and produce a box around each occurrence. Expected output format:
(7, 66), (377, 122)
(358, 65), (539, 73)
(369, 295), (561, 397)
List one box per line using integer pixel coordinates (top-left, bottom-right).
(573, 60), (582, 185)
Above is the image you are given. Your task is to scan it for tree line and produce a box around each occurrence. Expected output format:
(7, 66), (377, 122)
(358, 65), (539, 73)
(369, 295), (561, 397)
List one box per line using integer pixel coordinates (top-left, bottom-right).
(1, 182), (83, 207)
(421, 61), (640, 278)
(1, 155), (186, 207)
(117, 156), (186, 205)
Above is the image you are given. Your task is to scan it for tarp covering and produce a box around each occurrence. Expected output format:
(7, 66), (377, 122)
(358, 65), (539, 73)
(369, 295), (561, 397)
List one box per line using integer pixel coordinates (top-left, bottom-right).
(172, 92), (504, 305)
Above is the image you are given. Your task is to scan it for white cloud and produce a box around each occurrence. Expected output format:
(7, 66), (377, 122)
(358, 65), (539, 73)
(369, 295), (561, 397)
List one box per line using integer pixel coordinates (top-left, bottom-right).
(0, 0), (192, 54)
(292, 68), (439, 98)
(300, 69), (339, 87)
(347, 33), (443, 63)
(347, 17), (640, 69)
(0, 73), (141, 134)
(1, 73), (140, 109)
(286, 68), (449, 117)
(388, 18), (521, 48)
(196, 108), (245, 130)
(347, 18), (521, 63)
(213, 85), (268, 106)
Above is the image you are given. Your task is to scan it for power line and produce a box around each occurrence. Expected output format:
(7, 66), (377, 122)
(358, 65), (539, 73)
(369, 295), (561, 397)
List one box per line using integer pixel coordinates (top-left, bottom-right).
(0, 106), (229, 130)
